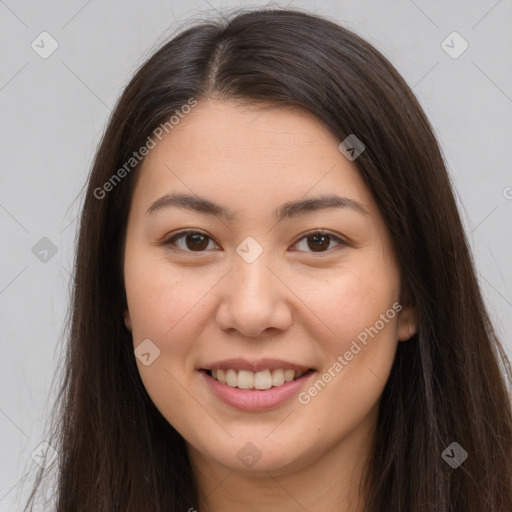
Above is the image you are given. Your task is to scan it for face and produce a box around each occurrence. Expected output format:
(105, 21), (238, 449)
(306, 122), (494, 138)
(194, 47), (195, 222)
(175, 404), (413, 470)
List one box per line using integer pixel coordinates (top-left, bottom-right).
(123, 99), (417, 477)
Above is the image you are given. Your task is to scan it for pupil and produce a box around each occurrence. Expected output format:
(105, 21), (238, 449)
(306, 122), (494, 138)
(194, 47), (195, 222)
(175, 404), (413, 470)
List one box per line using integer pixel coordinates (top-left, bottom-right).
(308, 234), (330, 252)
(186, 234), (209, 251)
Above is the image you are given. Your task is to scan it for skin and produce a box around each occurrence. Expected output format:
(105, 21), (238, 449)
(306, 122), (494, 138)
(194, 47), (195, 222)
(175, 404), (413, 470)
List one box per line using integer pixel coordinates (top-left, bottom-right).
(123, 99), (417, 512)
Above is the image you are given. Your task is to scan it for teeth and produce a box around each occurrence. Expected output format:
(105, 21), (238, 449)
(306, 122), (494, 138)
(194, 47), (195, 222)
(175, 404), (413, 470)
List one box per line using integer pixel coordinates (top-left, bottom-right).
(272, 369), (285, 387)
(284, 369), (295, 382)
(254, 369), (272, 390)
(226, 369), (237, 387)
(237, 370), (254, 389)
(209, 368), (308, 389)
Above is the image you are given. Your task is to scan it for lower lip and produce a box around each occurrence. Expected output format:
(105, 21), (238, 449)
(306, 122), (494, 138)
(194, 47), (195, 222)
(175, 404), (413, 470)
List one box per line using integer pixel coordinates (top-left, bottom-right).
(201, 370), (314, 411)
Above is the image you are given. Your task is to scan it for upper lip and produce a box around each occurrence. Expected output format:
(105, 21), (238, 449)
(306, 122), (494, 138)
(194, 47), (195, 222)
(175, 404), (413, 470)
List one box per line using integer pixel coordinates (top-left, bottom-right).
(201, 358), (313, 373)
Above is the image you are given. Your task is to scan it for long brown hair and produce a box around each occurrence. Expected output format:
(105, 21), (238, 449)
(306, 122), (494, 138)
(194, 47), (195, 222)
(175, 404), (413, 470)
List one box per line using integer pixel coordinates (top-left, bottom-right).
(24, 7), (512, 511)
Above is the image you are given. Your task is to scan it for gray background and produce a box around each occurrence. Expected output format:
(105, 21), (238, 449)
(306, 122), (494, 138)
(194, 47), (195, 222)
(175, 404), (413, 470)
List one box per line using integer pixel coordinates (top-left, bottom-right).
(1, 0), (511, 509)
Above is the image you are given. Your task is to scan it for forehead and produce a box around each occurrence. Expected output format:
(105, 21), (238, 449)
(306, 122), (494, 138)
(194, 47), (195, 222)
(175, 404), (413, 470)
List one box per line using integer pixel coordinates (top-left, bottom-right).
(130, 100), (375, 218)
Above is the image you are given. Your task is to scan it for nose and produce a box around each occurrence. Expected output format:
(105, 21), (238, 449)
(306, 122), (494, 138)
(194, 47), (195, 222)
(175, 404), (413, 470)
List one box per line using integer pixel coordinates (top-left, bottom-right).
(215, 253), (293, 338)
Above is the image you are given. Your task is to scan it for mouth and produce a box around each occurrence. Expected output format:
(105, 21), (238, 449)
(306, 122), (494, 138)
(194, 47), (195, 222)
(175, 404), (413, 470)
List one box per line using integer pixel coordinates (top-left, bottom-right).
(199, 358), (316, 410)
(202, 368), (314, 391)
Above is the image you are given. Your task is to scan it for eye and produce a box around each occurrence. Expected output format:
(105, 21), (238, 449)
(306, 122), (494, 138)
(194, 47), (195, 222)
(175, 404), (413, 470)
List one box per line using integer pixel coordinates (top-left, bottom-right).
(163, 230), (220, 252)
(162, 229), (346, 254)
(291, 230), (345, 253)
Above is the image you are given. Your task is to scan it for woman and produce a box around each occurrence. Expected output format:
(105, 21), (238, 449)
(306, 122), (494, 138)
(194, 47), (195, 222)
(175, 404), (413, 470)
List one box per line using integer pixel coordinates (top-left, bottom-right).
(25, 7), (512, 512)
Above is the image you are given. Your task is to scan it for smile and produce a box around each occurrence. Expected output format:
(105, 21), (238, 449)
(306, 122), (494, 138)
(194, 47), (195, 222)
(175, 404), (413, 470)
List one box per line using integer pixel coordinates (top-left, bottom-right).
(200, 358), (315, 410)
(206, 368), (310, 390)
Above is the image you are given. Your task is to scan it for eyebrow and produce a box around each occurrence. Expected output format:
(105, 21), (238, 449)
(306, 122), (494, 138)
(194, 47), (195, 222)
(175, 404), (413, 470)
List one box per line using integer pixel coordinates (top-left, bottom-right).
(145, 193), (369, 221)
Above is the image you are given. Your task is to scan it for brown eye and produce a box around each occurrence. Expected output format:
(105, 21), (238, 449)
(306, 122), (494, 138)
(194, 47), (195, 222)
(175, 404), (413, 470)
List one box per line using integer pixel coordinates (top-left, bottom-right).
(165, 231), (218, 252)
(293, 231), (344, 253)
(164, 230), (344, 254)
(307, 233), (330, 252)
(184, 233), (210, 251)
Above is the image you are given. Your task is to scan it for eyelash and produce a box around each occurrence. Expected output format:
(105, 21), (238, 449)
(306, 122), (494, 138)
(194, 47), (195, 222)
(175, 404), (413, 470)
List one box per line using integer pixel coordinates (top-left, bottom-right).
(162, 229), (347, 254)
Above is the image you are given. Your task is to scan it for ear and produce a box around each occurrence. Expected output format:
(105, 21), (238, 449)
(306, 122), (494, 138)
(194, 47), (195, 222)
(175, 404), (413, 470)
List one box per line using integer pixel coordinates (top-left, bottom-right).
(124, 309), (132, 332)
(397, 289), (418, 342)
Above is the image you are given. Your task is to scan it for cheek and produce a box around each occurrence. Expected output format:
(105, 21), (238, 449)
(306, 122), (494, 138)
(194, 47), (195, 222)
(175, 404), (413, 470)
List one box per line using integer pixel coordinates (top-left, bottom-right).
(125, 254), (207, 340)
(294, 273), (400, 438)
(124, 261), (212, 428)
(297, 261), (401, 410)
(125, 257), (226, 405)
(300, 262), (400, 346)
